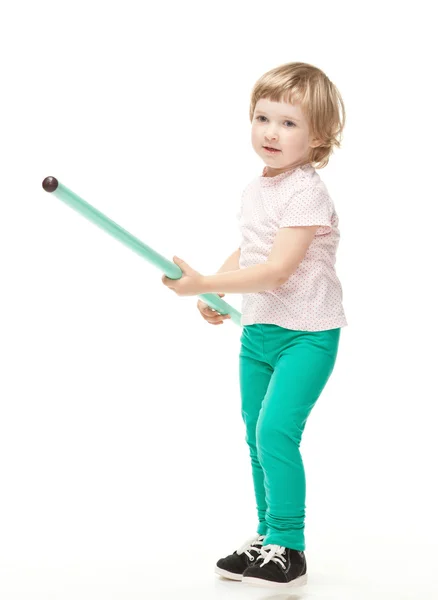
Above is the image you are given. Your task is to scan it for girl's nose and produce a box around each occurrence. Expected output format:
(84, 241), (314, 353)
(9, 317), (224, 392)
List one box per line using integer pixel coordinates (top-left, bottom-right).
(265, 129), (278, 140)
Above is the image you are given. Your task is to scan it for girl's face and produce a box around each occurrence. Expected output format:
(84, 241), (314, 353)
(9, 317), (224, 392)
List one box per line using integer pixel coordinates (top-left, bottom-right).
(251, 98), (321, 176)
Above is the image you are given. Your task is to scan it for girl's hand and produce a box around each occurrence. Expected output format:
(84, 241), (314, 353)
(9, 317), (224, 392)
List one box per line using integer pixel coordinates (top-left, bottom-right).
(197, 293), (231, 324)
(162, 256), (205, 297)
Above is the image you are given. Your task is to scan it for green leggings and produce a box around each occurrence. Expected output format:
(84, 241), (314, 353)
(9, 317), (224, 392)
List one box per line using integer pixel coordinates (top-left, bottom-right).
(239, 323), (341, 551)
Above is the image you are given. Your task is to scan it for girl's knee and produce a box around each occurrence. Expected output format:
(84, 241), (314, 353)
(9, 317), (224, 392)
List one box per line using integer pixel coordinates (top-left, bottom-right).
(257, 418), (303, 448)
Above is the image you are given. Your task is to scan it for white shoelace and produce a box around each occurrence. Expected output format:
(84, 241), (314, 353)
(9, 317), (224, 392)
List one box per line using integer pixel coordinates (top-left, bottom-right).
(236, 535), (266, 560)
(257, 544), (287, 569)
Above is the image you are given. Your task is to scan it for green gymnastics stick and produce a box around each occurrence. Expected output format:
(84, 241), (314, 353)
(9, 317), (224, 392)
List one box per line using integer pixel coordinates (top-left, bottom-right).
(41, 177), (242, 327)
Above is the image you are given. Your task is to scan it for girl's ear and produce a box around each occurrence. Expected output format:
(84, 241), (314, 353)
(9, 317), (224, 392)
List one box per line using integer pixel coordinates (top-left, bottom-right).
(310, 138), (323, 148)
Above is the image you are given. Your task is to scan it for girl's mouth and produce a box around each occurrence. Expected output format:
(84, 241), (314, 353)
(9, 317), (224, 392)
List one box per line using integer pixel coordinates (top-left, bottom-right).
(263, 146), (280, 154)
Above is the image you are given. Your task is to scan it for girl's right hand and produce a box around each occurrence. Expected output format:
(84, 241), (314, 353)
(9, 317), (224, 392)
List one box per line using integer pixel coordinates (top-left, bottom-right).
(197, 293), (231, 325)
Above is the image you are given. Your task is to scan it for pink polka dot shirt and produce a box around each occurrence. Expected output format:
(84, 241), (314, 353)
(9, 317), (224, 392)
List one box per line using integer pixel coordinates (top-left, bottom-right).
(237, 163), (348, 331)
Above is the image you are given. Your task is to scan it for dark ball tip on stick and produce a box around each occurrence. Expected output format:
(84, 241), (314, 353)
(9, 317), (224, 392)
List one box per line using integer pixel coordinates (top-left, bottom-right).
(42, 177), (59, 192)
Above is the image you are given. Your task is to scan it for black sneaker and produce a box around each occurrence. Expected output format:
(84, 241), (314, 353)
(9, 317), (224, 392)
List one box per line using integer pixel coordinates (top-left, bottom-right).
(215, 534), (266, 581)
(242, 544), (307, 588)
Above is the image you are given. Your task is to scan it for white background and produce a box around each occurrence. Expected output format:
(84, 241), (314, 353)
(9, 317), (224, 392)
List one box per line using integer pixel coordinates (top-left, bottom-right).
(1, 1), (437, 598)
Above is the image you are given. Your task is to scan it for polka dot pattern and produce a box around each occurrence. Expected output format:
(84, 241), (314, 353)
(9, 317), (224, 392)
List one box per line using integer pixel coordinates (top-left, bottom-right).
(236, 163), (348, 331)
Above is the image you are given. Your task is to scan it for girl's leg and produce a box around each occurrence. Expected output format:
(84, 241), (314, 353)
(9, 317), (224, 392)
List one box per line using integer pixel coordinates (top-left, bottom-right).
(257, 327), (341, 551)
(239, 325), (274, 537)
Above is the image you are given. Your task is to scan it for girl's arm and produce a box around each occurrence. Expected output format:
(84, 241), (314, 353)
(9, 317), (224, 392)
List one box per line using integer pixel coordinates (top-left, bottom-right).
(200, 261), (283, 294)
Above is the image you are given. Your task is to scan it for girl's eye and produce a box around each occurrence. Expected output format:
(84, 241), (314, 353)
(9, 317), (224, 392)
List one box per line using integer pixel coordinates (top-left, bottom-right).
(255, 115), (296, 127)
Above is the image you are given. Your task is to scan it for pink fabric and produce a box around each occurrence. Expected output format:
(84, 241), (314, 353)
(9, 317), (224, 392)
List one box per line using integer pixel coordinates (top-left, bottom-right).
(237, 163), (348, 331)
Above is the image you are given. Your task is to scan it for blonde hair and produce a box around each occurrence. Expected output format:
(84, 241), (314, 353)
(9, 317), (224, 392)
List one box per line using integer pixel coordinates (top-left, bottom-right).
(249, 61), (346, 169)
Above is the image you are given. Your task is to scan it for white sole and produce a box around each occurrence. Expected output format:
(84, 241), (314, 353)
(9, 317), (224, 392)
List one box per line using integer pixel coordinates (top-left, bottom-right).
(214, 566), (243, 581)
(242, 572), (308, 588)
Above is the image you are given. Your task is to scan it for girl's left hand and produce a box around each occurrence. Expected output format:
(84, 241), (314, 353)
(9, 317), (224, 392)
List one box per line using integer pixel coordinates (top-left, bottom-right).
(162, 256), (205, 297)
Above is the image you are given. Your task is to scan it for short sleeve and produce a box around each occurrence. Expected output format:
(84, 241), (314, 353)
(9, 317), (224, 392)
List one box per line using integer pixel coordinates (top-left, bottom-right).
(236, 199), (243, 245)
(279, 182), (332, 235)
(236, 192), (243, 224)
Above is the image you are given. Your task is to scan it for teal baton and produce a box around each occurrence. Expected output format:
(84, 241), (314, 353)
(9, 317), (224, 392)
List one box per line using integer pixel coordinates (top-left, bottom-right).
(41, 177), (242, 327)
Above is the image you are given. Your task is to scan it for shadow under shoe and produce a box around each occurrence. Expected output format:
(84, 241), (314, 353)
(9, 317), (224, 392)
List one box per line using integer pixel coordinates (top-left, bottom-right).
(215, 534), (266, 581)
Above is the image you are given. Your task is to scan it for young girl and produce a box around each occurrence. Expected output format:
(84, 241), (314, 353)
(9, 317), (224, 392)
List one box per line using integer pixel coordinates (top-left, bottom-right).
(162, 61), (347, 589)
